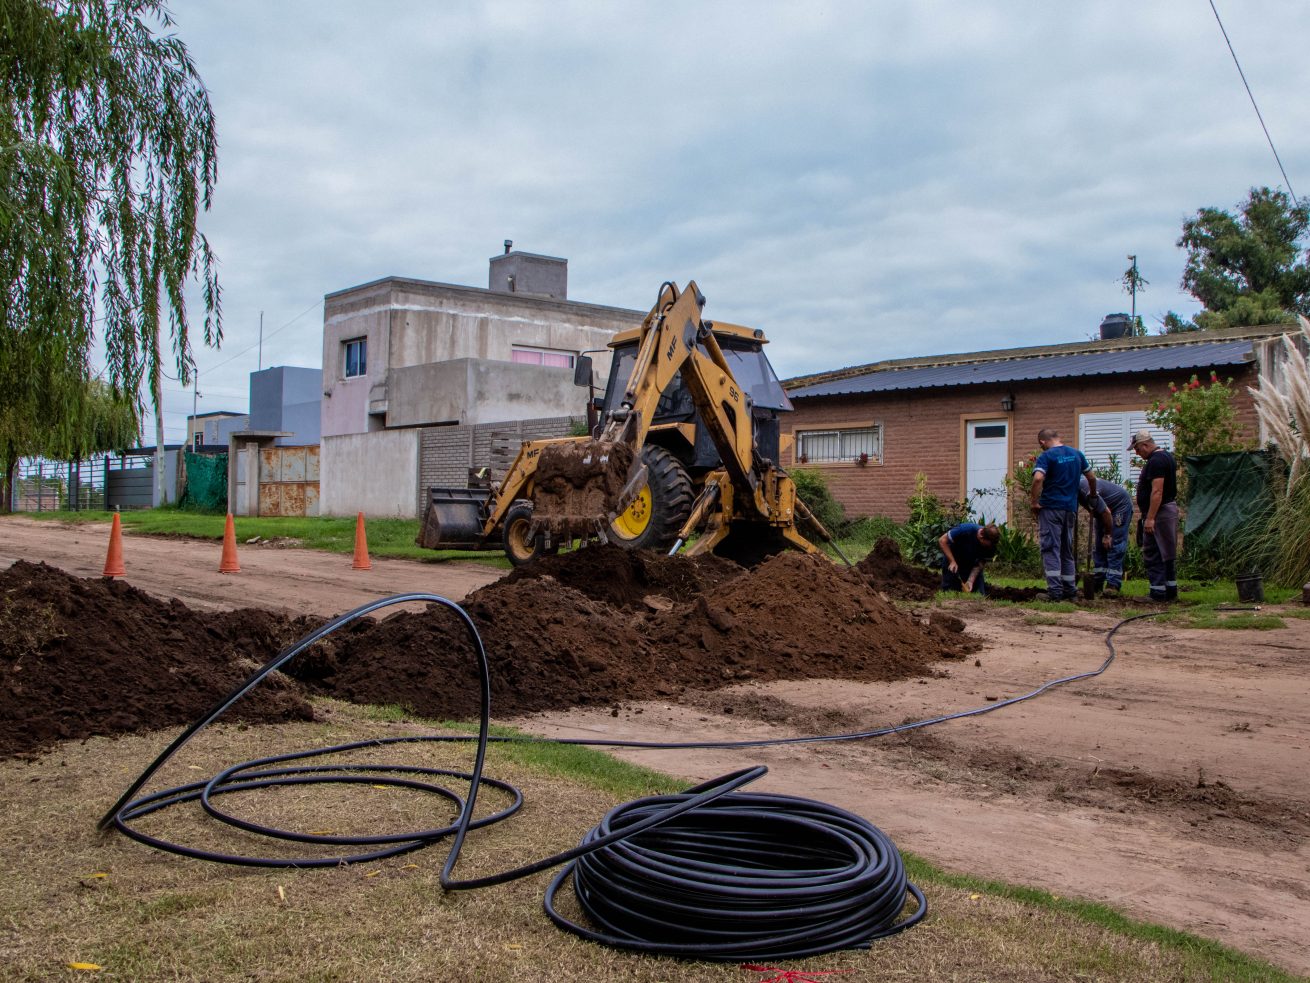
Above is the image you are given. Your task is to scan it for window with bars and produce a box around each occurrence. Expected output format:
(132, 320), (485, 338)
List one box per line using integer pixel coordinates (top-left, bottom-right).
(796, 425), (882, 464)
(343, 338), (367, 378)
(511, 345), (575, 369)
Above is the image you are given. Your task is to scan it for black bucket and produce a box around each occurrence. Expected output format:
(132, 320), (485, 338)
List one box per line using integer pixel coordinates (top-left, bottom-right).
(1235, 574), (1265, 603)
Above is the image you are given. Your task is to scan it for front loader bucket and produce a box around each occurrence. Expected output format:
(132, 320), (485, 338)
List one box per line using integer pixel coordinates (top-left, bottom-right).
(417, 487), (492, 550)
(529, 438), (639, 543)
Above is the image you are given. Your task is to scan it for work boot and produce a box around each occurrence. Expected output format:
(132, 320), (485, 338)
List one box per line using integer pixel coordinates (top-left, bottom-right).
(1102, 584), (1121, 598)
(1165, 585), (1178, 601)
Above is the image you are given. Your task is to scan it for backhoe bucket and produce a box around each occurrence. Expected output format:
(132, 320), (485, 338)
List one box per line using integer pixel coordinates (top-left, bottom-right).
(529, 438), (638, 543)
(418, 487), (491, 550)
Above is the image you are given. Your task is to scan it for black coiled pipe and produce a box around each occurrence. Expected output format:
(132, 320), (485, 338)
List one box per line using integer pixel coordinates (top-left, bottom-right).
(98, 591), (924, 960)
(544, 789), (925, 961)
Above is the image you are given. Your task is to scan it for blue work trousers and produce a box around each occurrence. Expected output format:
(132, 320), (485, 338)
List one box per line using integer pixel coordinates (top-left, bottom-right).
(1093, 503), (1133, 590)
(1038, 507), (1077, 599)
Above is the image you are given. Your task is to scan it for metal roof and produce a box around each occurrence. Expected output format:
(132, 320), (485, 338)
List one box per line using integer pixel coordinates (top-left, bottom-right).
(786, 339), (1255, 398)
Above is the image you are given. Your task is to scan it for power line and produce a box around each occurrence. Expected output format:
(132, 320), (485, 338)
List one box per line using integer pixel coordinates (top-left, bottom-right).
(1208, 0), (1298, 203)
(204, 300), (323, 374)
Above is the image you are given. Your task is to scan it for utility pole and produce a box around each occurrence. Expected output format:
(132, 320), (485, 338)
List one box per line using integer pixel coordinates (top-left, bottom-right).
(258, 310), (264, 371)
(1127, 254), (1138, 330)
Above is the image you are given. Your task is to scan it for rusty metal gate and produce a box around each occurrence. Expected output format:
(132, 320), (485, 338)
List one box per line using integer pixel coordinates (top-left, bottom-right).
(258, 445), (320, 516)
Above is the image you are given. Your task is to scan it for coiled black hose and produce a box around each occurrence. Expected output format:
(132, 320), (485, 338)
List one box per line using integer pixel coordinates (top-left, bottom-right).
(97, 591), (924, 958)
(98, 596), (1157, 959)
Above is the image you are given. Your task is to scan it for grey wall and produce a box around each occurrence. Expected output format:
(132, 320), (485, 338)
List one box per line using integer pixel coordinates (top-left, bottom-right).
(387, 358), (588, 428)
(250, 366), (322, 445)
(488, 251), (567, 299)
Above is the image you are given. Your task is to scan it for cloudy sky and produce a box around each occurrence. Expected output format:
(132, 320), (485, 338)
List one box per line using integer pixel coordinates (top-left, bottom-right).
(130, 0), (1308, 443)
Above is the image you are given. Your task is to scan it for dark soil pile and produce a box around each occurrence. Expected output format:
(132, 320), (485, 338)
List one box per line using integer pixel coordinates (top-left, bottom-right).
(504, 545), (742, 608)
(0, 561), (315, 758)
(1, 548), (983, 757)
(295, 550), (980, 721)
(853, 537), (940, 600)
(986, 585), (1046, 601)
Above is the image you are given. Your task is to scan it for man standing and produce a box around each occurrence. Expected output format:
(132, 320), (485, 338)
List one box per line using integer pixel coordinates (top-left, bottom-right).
(1129, 430), (1178, 602)
(1030, 428), (1096, 602)
(938, 522), (1000, 595)
(1078, 475), (1133, 596)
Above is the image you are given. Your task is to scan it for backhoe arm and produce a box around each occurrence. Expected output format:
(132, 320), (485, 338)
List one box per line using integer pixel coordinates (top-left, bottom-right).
(607, 281), (758, 508)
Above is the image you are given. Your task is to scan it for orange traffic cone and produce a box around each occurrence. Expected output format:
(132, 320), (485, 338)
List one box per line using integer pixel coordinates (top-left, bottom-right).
(102, 512), (125, 577)
(352, 511), (372, 571)
(219, 513), (241, 573)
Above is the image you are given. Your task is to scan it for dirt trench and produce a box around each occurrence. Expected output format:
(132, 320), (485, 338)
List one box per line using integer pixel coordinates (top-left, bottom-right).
(0, 547), (978, 758)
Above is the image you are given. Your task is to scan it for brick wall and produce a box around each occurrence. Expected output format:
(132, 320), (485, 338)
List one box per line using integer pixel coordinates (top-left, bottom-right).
(783, 365), (1259, 522)
(416, 415), (579, 514)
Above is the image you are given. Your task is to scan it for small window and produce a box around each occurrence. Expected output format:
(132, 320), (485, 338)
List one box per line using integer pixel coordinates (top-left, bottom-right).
(511, 345), (575, 369)
(343, 338), (367, 378)
(974, 424), (1007, 439)
(797, 426), (882, 464)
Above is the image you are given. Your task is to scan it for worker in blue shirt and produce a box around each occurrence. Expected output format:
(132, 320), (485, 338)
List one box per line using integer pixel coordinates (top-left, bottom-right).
(1030, 428), (1096, 602)
(1078, 475), (1133, 596)
(938, 522), (1000, 595)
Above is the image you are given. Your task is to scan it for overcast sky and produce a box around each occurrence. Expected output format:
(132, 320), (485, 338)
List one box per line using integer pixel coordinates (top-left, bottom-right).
(127, 0), (1308, 443)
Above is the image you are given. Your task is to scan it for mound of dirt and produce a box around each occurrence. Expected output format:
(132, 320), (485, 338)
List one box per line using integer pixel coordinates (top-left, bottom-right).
(0, 561), (316, 758)
(504, 545), (741, 609)
(1, 548), (983, 757)
(986, 585), (1046, 601)
(294, 551), (980, 721)
(853, 537), (940, 600)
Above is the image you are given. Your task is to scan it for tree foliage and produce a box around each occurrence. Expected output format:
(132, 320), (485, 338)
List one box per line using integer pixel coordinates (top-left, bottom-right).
(0, 0), (219, 505)
(1167, 187), (1309, 331)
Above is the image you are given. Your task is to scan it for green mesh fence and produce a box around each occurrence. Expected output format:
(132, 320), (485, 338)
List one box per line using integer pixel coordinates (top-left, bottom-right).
(181, 452), (228, 513)
(1182, 451), (1275, 576)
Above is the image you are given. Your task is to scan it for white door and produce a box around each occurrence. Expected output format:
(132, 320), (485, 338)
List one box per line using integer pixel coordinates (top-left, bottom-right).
(966, 419), (1009, 523)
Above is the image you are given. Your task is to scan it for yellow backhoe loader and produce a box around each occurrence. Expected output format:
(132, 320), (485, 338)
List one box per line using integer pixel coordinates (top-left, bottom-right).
(417, 280), (835, 565)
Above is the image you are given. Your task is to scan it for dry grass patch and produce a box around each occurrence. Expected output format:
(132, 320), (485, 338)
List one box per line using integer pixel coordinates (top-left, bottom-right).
(0, 702), (1290, 981)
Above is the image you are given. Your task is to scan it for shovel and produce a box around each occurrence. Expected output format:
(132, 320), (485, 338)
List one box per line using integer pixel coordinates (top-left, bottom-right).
(1081, 511), (1097, 600)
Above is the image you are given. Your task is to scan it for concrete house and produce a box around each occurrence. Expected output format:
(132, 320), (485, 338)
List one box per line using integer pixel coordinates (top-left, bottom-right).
(782, 324), (1285, 524)
(318, 248), (646, 517)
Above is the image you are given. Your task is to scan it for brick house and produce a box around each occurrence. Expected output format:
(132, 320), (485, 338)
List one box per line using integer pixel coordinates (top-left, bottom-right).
(781, 324), (1285, 523)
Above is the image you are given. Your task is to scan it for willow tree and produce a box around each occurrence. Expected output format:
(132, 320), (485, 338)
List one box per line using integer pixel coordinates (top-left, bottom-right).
(0, 0), (219, 510)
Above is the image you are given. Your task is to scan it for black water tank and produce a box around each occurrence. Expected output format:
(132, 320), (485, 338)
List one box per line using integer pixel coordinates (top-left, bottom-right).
(1100, 313), (1132, 339)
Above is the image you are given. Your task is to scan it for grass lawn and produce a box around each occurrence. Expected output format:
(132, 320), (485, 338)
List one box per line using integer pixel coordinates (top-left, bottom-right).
(0, 702), (1294, 982)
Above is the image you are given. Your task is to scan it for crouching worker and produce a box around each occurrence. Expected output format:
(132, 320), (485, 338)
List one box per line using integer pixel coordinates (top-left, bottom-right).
(938, 522), (1001, 595)
(1078, 475), (1133, 596)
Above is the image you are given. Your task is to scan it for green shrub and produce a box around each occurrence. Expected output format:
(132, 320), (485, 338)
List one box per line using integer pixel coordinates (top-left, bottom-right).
(790, 467), (847, 536)
(991, 523), (1039, 575)
(896, 473), (970, 568)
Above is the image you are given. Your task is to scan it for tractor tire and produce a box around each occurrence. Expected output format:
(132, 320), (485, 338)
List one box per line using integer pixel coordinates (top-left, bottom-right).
(609, 446), (693, 553)
(502, 500), (547, 566)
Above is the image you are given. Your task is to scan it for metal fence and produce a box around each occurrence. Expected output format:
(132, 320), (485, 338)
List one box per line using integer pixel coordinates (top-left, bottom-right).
(8, 453), (155, 512)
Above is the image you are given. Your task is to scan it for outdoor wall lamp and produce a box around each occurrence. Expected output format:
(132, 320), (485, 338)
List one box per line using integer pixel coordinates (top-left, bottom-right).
(1000, 393), (1015, 413)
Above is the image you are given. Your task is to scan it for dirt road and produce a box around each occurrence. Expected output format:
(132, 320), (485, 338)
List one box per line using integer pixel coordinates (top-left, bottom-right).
(0, 516), (503, 614)
(4, 516), (1309, 974)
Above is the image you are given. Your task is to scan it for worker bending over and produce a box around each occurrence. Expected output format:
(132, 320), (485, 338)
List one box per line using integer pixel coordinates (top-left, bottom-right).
(938, 522), (1001, 595)
(1078, 475), (1133, 597)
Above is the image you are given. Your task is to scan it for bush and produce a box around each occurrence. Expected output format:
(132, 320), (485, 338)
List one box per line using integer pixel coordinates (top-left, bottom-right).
(790, 467), (847, 537)
(896, 473), (970, 568)
(990, 523), (1039, 575)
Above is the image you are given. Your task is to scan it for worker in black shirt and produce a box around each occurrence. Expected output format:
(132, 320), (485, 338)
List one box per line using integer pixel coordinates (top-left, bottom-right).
(1129, 430), (1178, 602)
